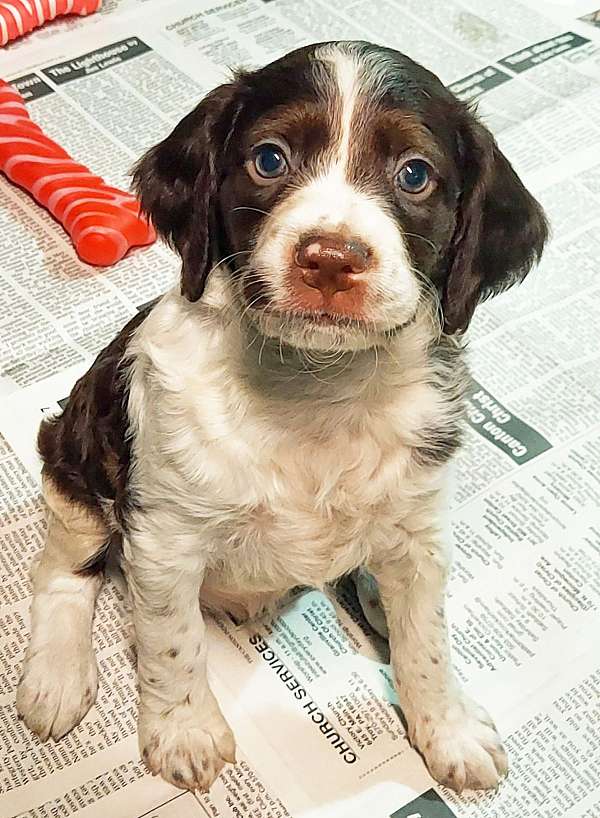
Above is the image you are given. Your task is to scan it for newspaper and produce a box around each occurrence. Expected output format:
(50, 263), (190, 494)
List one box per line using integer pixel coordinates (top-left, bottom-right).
(1, 0), (599, 816)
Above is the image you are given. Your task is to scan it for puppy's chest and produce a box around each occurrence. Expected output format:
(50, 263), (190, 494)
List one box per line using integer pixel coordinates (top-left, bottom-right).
(212, 452), (406, 589)
(173, 407), (429, 586)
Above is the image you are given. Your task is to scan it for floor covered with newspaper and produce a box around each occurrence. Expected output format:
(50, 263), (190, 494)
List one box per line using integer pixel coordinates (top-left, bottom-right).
(1, 1), (599, 816)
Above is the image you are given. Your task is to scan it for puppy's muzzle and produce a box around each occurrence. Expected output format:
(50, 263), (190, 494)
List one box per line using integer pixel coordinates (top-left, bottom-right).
(290, 235), (372, 316)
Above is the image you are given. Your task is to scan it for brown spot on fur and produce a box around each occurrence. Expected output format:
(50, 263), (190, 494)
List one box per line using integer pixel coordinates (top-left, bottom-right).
(167, 647), (179, 659)
(202, 757), (209, 771)
(431, 656), (439, 664)
(447, 764), (456, 779)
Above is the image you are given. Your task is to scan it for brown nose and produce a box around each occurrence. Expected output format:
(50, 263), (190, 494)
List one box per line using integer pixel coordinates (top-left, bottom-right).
(294, 236), (370, 295)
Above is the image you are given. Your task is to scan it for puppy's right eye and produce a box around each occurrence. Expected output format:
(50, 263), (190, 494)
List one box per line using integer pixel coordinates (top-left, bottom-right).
(248, 142), (289, 183)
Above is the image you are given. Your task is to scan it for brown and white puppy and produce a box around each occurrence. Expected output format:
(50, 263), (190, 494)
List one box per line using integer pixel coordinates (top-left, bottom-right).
(16, 42), (547, 794)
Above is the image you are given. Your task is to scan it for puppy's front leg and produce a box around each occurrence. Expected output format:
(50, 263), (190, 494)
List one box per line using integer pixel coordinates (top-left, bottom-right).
(370, 511), (507, 793)
(124, 521), (235, 791)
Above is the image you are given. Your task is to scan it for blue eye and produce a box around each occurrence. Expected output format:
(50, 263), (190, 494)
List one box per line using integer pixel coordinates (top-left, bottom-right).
(397, 159), (432, 194)
(253, 143), (288, 179)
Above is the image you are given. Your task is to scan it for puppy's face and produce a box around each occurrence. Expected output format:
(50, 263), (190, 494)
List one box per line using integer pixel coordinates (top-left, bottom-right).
(218, 46), (461, 350)
(135, 42), (548, 350)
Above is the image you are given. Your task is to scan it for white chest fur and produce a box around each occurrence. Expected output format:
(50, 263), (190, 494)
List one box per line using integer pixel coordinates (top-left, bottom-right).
(126, 291), (453, 611)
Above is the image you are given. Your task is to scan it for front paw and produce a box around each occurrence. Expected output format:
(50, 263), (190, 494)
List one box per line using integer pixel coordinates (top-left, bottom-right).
(16, 645), (98, 741)
(139, 695), (236, 792)
(410, 697), (508, 792)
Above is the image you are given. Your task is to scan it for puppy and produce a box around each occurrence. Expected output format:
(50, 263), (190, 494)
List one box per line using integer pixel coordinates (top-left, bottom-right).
(16, 41), (547, 794)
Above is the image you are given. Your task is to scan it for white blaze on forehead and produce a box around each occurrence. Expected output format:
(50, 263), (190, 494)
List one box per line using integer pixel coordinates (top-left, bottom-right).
(299, 46), (376, 241)
(314, 44), (363, 172)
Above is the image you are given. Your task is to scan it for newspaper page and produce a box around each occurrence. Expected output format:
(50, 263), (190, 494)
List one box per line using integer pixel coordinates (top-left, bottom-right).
(0, 0), (599, 816)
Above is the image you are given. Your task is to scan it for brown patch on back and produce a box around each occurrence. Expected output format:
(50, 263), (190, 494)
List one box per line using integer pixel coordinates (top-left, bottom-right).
(38, 304), (154, 529)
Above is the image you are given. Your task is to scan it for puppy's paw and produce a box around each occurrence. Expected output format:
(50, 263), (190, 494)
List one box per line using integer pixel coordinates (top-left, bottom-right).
(16, 645), (98, 741)
(411, 697), (508, 792)
(139, 697), (236, 792)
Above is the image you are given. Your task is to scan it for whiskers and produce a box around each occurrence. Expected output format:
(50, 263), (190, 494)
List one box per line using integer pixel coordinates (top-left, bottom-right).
(234, 287), (375, 384)
(207, 249), (253, 279)
(411, 266), (443, 339)
(296, 344), (356, 383)
(403, 232), (439, 254)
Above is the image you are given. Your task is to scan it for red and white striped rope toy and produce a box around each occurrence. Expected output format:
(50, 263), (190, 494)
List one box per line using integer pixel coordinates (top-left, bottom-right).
(0, 0), (100, 45)
(0, 0), (156, 266)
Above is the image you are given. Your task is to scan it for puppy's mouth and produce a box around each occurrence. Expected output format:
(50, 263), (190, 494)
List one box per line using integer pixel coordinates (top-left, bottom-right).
(259, 305), (364, 327)
(238, 270), (415, 350)
(241, 277), (370, 327)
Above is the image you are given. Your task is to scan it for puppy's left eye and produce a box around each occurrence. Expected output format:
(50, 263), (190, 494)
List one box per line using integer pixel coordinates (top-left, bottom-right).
(396, 158), (434, 196)
(248, 142), (289, 183)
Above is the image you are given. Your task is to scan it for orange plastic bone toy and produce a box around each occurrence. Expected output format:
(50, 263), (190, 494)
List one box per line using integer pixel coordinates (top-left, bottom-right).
(0, 0), (156, 266)
(0, 82), (155, 264)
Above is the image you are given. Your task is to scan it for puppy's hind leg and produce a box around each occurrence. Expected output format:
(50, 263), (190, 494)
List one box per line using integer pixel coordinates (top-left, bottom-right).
(17, 475), (108, 740)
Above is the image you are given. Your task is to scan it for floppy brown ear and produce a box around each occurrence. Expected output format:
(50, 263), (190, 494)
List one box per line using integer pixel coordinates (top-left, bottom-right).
(442, 112), (548, 334)
(132, 81), (244, 302)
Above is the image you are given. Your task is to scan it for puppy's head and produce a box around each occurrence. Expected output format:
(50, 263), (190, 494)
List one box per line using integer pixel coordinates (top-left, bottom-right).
(133, 42), (548, 350)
